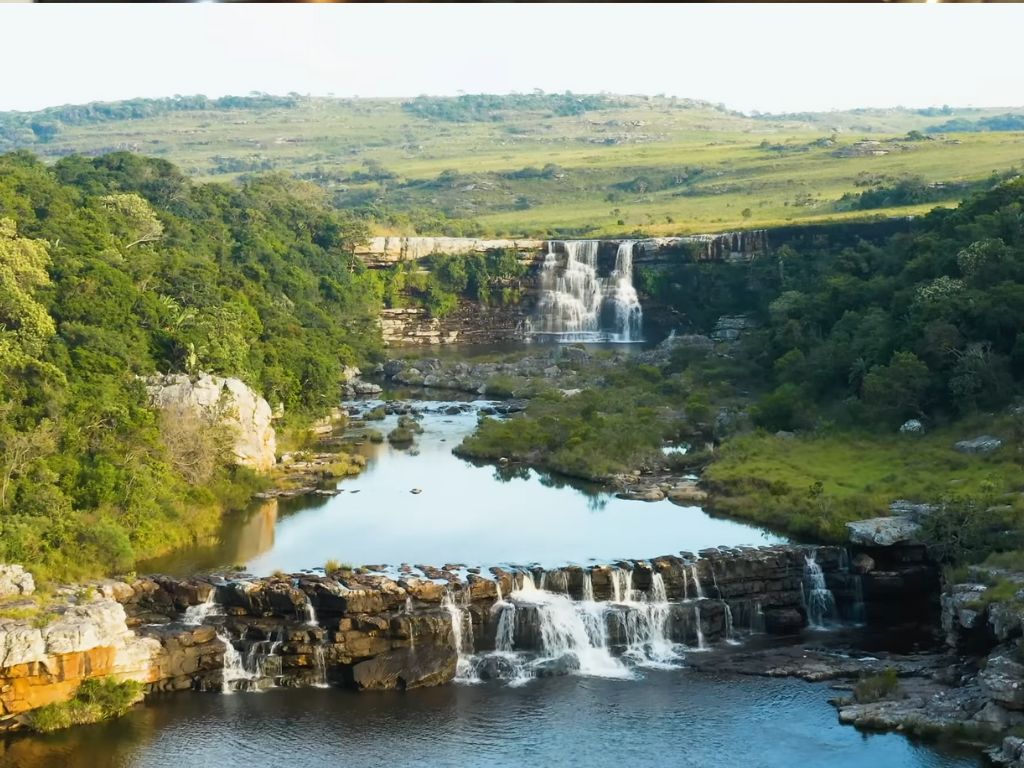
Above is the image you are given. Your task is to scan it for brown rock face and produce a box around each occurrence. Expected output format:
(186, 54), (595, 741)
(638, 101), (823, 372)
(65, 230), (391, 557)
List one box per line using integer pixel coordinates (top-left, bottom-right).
(351, 646), (457, 691)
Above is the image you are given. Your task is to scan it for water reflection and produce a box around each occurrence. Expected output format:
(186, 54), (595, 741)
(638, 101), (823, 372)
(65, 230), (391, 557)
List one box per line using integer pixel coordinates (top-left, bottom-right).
(1, 673), (984, 768)
(149, 402), (783, 576)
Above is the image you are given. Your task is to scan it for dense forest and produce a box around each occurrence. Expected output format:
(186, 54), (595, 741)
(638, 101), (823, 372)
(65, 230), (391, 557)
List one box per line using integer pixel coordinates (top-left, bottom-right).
(0, 151), (382, 578)
(640, 176), (1024, 430)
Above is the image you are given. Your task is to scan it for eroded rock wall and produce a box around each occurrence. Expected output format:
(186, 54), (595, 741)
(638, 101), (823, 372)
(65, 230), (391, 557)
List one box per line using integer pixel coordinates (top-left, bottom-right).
(145, 373), (276, 473)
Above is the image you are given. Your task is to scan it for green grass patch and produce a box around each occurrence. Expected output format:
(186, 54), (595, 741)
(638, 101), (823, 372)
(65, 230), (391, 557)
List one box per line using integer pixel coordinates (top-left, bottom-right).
(25, 678), (143, 733)
(854, 668), (902, 704)
(703, 418), (1024, 542)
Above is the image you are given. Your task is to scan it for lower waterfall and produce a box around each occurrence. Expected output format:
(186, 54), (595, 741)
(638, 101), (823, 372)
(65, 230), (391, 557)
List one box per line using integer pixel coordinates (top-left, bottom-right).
(803, 551), (838, 629)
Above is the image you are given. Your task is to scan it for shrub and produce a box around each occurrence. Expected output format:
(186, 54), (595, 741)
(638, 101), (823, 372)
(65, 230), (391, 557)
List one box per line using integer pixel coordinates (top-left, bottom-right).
(26, 678), (143, 733)
(853, 668), (901, 703)
(387, 426), (415, 446)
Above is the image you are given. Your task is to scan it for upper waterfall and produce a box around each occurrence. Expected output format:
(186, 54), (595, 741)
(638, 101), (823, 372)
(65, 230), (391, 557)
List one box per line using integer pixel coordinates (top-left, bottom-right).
(528, 240), (643, 343)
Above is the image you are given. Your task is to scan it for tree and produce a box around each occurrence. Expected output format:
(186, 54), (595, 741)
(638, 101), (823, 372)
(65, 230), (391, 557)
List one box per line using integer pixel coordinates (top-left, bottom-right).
(0, 218), (56, 357)
(861, 351), (930, 424)
(98, 193), (164, 250)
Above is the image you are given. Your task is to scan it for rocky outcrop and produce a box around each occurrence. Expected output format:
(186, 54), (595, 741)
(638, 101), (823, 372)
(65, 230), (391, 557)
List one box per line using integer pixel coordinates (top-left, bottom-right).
(0, 597), (160, 728)
(0, 565), (34, 599)
(355, 237), (544, 268)
(847, 516), (921, 546)
(145, 372), (276, 472)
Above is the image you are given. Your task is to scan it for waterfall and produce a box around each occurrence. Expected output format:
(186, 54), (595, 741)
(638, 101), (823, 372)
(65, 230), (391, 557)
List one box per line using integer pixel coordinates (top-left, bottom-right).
(610, 569), (634, 603)
(495, 602), (517, 653)
(312, 645), (329, 688)
(682, 568), (689, 600)
(442, 591), (479, 682)
(184, 590), (218, 625)
(512, 582), (631, 679)
(693, 603), (706, 651)
(618, 573), (677, 667)
(724, 603), (740, 645)
(303, 596), (319, 627)
(803, 551), (837, 629)
(495, 580), (503, 603)
(689, 565), (705, 599)
(218, 631), (259, 693)
(582, 572), (595, 602)
(609, 241), (642, 342)
(529, 240), (643, 342)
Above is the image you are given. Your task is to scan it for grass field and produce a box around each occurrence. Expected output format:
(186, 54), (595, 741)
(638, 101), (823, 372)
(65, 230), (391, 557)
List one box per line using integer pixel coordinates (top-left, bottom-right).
(703, 416), (1024, 541)
(4, 94), (1024, 236)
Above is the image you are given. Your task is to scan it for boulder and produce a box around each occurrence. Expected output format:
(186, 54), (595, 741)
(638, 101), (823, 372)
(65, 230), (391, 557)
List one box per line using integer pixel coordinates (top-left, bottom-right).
(846, 516), (920, 547)
(351, 645), (457, 690)
(615, 487), (666, 502)
(954, 435), (1003, 455)
(0, 565), (34, 598)
(145, 372), (276, 472)
(899, 419), (924, 434)
(532, 652), (580, 678)
(764, 607), (804, 634)
(43, 599), (131, 655)
(0, 621), (46, 668)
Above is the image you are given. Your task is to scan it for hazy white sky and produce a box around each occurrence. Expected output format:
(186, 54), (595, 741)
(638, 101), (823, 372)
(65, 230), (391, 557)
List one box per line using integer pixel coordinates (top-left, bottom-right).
(2, 3), (1022, 114)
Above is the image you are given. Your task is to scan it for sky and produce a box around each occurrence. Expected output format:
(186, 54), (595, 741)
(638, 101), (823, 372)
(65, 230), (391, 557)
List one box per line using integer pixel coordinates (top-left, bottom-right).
(2, 3), (1023, 115)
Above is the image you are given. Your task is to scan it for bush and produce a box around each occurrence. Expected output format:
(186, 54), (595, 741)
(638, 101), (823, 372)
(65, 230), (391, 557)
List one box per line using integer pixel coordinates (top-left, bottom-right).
(387, 426), (415, 446)
(854, 668), (901, 703)
(26, 677), (143, 733)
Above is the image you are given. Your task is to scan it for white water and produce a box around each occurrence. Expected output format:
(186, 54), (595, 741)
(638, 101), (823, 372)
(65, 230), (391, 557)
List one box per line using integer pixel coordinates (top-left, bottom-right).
(689, 565), (705, 600)
(693, 603), (707, 650)
(610, 241), (643, 342)
(183, 591), (218, 625)
(218, 631), (260, 693)
(304, 597), (319, 627)
(528, 240), (643, 342)
(442, 591), (479, 682)
(803, 551), (837, 629)
(723, 602), (740, 645)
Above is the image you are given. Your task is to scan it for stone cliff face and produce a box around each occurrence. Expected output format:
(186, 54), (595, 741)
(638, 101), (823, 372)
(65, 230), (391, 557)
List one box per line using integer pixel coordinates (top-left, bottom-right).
(369, 232), (768, 346)
(354, 237), (544, 268)
(0, 592), (160, 727)
(145, 373), (276, 473)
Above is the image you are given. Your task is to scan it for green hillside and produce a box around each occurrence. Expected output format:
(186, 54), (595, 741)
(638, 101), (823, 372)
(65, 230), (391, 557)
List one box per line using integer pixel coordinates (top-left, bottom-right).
(3, 93), (1023, 237)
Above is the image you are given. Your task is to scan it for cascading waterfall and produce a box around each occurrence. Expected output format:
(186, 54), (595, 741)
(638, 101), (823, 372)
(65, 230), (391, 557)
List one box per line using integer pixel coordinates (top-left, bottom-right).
(609, 241), (642, 342)
(184, 591), (218, 626)
(303, 596), (319, 627)
(693, 603), (706, 650)
(689, 565), (705, 599)
(723, 603), (740, 645)
(218, 630), (259, 693)
(582, 573), (595, 602)
(510, 577), (630, 679)
(803, 551), (837, 629)
(617, 573), (677, 667)
(528, 240), (643, 342)
(442, 591), (479, 682)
